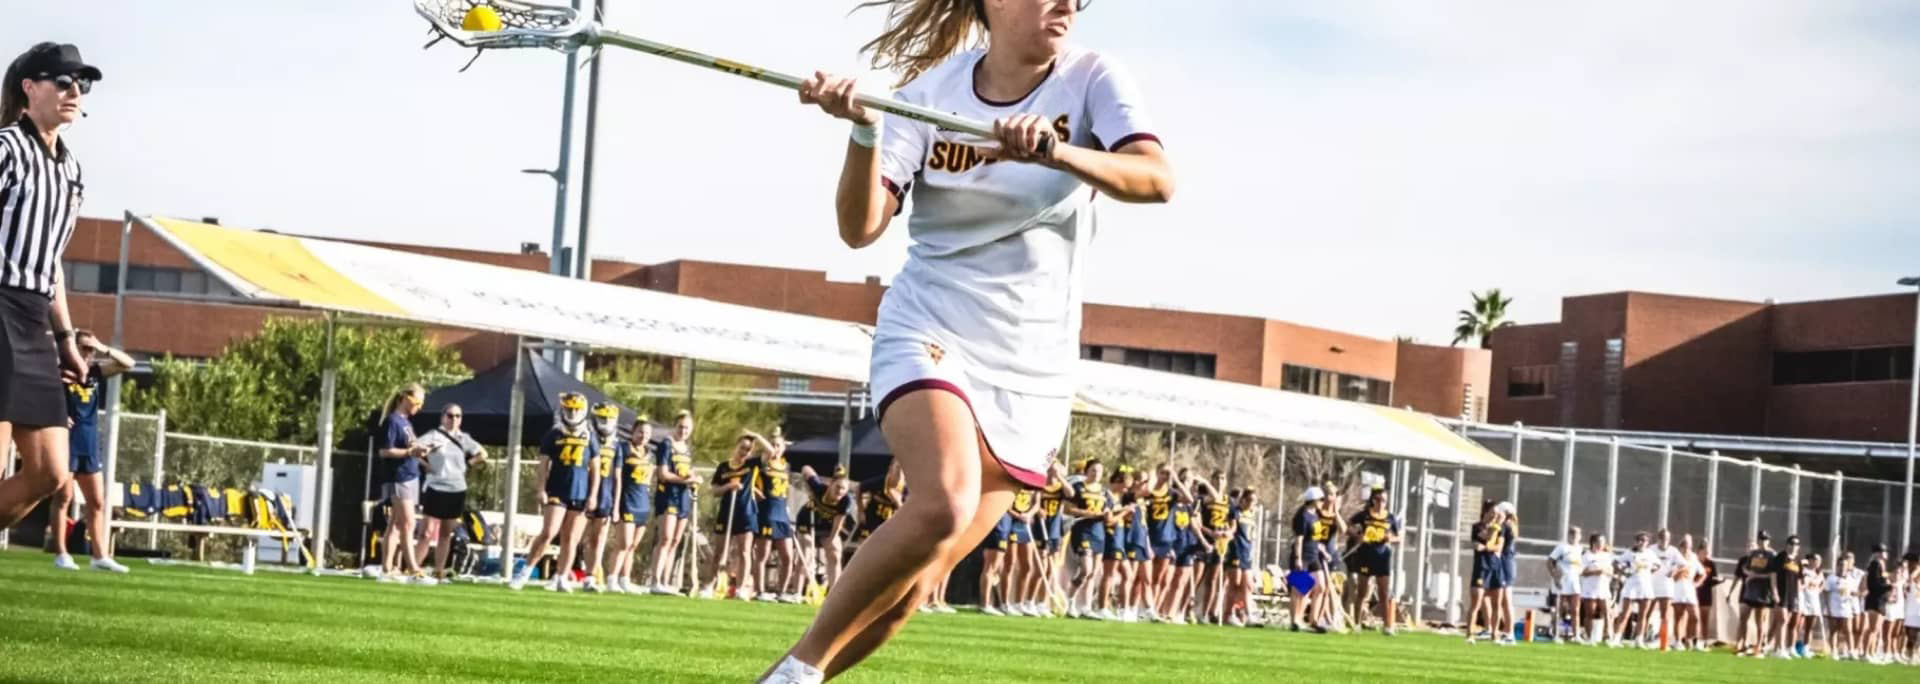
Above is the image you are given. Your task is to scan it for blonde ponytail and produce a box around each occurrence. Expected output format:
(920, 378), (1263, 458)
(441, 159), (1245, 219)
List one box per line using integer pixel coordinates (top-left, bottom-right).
(856, 0), (985, 88)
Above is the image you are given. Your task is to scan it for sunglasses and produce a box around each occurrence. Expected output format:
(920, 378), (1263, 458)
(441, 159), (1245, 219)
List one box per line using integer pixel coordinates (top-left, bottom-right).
(445, 412), (463, 418)
(35, 73), (94, 95)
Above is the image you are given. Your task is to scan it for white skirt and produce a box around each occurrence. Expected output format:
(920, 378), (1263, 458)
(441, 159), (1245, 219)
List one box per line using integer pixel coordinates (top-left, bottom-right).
(1829, 594), (1855, 619)
(1580, 575), (1611, 601)
(869, 333), (1068, 489)
(1672, 583), (1698, 606)
(1554, 573), (1580, 597)
(1620, 574), (1656, 600)
(1798, 590), (1821, 617)
(1652, 576), (1675, 599)
(1906, 597), (1920, 628)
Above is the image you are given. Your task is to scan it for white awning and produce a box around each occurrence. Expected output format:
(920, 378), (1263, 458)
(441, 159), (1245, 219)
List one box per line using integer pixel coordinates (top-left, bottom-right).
(136, 215), (1544, 474)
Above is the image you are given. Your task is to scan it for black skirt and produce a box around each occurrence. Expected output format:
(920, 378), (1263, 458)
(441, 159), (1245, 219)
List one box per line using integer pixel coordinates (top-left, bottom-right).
(0, 287), (64, 427)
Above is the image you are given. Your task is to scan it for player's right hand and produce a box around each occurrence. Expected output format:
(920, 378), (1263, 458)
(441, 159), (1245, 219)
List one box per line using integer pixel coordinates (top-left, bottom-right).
(799, 71), (879, 126)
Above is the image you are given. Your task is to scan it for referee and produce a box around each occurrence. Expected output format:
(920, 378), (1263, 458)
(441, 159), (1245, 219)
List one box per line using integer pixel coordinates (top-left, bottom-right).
(0, 42), (99, 530)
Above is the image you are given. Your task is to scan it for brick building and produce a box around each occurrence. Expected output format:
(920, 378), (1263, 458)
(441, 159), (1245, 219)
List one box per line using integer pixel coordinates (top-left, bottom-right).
(62, 216), (1489, 419)
(1488, 291), (1918, 442)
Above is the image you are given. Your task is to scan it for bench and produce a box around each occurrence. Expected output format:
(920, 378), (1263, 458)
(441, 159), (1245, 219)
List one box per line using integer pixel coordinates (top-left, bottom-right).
(111, 520), (307, 575)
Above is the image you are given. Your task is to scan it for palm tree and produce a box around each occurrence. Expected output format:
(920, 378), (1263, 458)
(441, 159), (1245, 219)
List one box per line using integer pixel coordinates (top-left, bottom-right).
(1452, 289), (1515, 348)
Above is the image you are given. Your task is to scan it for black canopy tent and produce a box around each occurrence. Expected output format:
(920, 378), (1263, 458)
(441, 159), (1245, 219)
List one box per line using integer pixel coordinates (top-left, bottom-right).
(782, 416), (893, 484)
(411, 348), (639, 445)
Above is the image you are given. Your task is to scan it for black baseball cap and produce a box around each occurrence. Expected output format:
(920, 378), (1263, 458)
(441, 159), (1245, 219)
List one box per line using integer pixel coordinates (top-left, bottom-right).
(18, 44), (102, 81)
(1872, 543), (1887, 554)
(1756, 530), (1770, 542)
(1785, 535), (1801, 546)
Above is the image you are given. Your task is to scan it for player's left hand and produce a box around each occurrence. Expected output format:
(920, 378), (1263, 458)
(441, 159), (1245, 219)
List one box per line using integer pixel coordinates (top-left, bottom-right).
(991, 114), (1057, 165)
(58, 338), (88, 384)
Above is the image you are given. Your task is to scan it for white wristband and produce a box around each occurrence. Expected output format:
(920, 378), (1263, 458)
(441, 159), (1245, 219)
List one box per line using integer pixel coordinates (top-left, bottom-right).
(850, 119), (881, 148)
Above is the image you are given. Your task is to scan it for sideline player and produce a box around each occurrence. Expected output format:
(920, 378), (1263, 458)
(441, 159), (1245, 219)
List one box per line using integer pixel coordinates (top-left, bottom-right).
(647, 410), (697, 594)
(580, 403), (620, 592)
(49, 331), (131, 573)
(508, 393), (598, 592)
(1545, 527), (1584, 641)
(1346, 486), (1401, 634)
(607, 413), (654, 594)
(763, 0), (1173, 677)
(1733, 532), (1779, 657)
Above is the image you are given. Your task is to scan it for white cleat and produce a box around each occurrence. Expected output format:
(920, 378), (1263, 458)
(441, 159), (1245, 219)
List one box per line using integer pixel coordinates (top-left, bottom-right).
(89, 557), (129, 573)
(583, 578), (604, 593)
(981, 605), (1004, 616)
(412, 574), (438, 586)
(53, 554), (80, 571)
(936, 604), (956, 614)
(758, 655), (825, 684)
(508, 573), (529, 591)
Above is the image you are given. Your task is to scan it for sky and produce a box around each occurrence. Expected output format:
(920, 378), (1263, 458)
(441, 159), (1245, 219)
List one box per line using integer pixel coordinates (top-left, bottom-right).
(7, 1), (1918, 343)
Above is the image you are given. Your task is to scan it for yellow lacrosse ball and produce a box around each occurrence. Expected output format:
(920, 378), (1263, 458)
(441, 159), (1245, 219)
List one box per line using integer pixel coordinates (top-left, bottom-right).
(462, 5), (504, 31)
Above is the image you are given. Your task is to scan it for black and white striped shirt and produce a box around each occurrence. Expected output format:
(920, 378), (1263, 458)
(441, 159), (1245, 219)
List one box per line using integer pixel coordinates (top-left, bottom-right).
(0, 116), (84, 297)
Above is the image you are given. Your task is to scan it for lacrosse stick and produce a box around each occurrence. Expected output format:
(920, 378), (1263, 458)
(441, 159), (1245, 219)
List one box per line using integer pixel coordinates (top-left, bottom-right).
(416, 0), (1051, 154)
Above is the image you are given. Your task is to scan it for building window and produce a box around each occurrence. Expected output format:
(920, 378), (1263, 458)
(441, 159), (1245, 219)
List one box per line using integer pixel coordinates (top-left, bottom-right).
(1281, 363), (1391, 405)
(1773, 346), (1914, 385)
(62, 261), (236, 298)
(1508, 365), (1555, 398)
(1081, 344), (1217, 379)
(777, 376), (810, 393)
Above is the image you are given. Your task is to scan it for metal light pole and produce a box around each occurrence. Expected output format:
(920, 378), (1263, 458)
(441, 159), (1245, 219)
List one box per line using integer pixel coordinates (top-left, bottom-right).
(523, 0), (585, 372)
(1899, 275), (1919, 551)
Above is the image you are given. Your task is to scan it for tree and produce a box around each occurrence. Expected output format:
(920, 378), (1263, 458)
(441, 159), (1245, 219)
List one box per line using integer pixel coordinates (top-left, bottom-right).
(1452, 288), (1515, 349)
(586, 357), (785, 467)
(126, 317), (469, 446)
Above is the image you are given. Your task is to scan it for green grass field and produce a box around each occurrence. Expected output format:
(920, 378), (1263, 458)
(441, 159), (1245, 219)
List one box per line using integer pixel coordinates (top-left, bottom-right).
(0, 549), (1907, 683)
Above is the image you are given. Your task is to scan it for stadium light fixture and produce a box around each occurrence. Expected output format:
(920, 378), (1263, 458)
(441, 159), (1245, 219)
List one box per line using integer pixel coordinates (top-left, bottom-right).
(1901, 275), (1919, 551)
(520, 167), (560, 181)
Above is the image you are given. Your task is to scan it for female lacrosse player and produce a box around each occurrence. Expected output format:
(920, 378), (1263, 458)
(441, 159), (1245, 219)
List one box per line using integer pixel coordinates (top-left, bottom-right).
(1547, 527), (1584, 641)
(1006, 485), (1042, 615)
(1578, 533), (1614, 645)
(1612, 532), (1658, 648)
(509, 392), (599, 592)
(1734, 532), (1779, 657)
(0, 43), (99, 532)
(769, 0), (1171, 675)
(711, 433), (763, 599)
(647, 410), (696, 594)
(1902, 552), (1919, 663)
(1036, 462), (1071, 608)
(49, 331), (132, 573)
(1651, 529), (1679, 649)
(1883, 549), (1909, 663)
(750, 430), (802, 603)
(1767, 536), (1805, 658)
(1827, 551), (1860, 660)
(1792, 554), (1822, 658)
(608, 414), (654, 594)
(1466, 502), (1508, 643)
(1064, 459), (1108, 618)
(581, 403), (620, 593)
(1143, 463), (1177, 620)
(1347, 486), (1401, 634)
(378, 383), (431, 582)
(799, 465), (855, 591)
(1157, 467), (1200, 624)
(1670, 534), (1703, 651)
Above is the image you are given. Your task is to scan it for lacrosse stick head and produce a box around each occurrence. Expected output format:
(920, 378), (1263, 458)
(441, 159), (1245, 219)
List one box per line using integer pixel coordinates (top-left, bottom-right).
(415, 0), (592, 51)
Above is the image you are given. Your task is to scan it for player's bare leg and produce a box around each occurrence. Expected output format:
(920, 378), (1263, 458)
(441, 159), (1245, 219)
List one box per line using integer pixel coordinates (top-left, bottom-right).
(762, 392), (1016, 680)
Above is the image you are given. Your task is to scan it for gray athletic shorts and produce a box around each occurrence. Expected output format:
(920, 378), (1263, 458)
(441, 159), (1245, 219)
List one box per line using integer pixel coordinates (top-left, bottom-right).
(381, 479), (421, 505)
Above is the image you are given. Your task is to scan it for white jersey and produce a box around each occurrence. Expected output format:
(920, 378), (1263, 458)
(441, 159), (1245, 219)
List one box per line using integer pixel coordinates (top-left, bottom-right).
(876, 46), (1158, 397)
(1828, 571), (1861, 617)
(1548, 542), (1583, 594)
(1655, 545), (1683, 594)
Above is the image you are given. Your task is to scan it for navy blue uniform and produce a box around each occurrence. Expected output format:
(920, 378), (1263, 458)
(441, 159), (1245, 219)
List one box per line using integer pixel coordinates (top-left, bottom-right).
(1290, 505), (1323, 571)
(752, 455), (793, 540)
(1125, 493), (1152, 561)
(1173, 502), (1202, 567)
(1006, 489), (1037, 545)
(1102, 491), (1126, 561)
(1225, 504), (1253, 569)
(1037, 481), (1068, 552)
(1499, 522), (1518, 586)
(539, 426), (597, 511)
(856, 479), (900, 541)
(712, 459), (758, 536)
(1147, 483), (1177, 558)
(64, 363), (104, 474)
(587, 437), (617, 518)
(1069, 481), (1108, 555)
(652, 438), (693, 519)
(1470, 521), (1510, 589)
(1348, 507), (1401, 577)
(1202, 499), (1235, 566)
(797, 476), (852, 545)
(616, 440), (652, 524)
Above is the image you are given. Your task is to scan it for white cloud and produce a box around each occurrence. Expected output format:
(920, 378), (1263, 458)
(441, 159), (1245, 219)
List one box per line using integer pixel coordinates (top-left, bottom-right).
(8, 0), (1916, 343)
